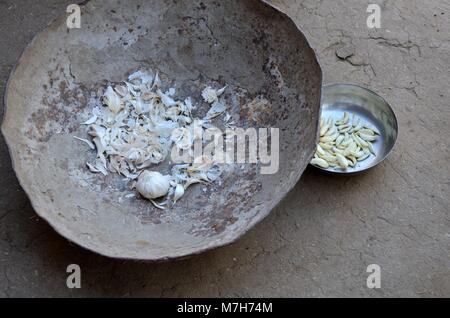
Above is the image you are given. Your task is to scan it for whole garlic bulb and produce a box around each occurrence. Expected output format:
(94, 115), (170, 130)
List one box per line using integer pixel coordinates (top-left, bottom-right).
(137, 171), (170, 200)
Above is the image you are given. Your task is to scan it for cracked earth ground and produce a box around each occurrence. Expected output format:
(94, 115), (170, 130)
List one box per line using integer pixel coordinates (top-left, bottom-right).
(0, 0), (449, 297)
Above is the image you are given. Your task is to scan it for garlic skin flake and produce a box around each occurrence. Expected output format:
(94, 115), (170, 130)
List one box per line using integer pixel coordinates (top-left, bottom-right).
(205, 100), (227, 119)
(136, 171), (171, 200)
(173, 184), (185, 203)
(73, 136), (95, 150)
(201, 86), (227, 104)
(103, 86), (123, 114)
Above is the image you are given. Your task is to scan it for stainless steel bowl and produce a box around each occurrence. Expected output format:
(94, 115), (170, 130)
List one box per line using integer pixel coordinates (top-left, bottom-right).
(311, 83), (398, 174)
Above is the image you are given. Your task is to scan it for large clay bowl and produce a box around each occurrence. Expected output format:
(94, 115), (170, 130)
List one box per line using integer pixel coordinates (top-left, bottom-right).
(2, 0), (322, 260)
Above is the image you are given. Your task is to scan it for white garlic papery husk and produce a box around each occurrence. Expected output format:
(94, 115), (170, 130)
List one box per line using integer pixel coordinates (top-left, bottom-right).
(137, 171), (171, 200)
(171, 128), (193, 150)
(201, 87), (218, 104)
(129, 70), (153, 85)
(103, 86), (123, 114)
(205, 100), (227, 119)
(201, 86), (227, 104)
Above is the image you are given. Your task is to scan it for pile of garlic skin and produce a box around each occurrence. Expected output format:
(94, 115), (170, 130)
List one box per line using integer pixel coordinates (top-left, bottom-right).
(75, 70), (233, 209)
(311, 112), (379, 169)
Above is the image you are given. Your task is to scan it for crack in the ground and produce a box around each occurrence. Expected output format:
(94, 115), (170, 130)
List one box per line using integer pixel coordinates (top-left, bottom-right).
(369, 36), (422, 57)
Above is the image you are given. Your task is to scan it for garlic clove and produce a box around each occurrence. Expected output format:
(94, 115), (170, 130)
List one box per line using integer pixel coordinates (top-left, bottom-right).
(311, 158), (330, 169)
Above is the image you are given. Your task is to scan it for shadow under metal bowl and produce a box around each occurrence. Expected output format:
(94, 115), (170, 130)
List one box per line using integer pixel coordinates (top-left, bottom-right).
(312, 83), (399, 174)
